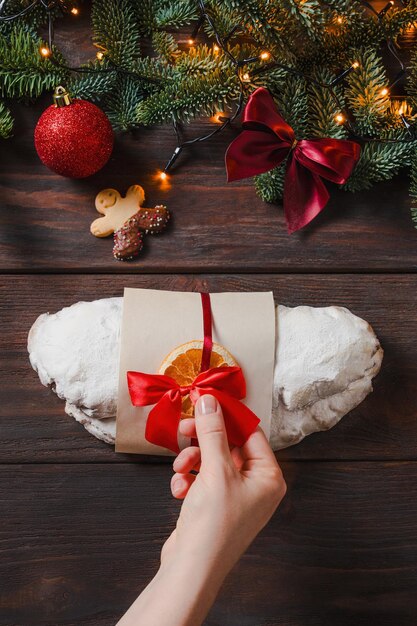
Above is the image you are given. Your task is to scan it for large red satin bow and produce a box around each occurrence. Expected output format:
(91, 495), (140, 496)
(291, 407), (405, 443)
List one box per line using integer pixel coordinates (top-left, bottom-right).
(226, 87), (361, 233)
(127, 365), (260, 453)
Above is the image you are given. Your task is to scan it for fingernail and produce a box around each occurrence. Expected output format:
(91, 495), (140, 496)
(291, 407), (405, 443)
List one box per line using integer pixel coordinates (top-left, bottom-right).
(172, 477), (184, 495)
(196, 394), (218, 416)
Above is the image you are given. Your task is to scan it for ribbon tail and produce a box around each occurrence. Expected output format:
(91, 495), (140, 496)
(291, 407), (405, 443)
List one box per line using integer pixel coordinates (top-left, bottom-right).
(209, 389), (260, 448)
(284, 156), (329, 234)
(145, 391), (182, 454)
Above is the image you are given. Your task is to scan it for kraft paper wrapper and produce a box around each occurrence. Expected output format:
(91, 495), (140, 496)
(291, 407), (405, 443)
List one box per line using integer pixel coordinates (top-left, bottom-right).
(116, 288), (275, 455)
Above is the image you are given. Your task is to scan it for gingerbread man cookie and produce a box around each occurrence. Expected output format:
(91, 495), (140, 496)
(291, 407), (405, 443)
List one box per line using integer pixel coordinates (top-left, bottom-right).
(91, 185), (170, 262)
(91, 185), (146, 237)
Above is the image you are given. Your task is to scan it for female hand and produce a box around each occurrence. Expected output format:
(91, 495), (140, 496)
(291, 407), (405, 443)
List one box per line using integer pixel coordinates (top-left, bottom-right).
(162, 393), (287, 578)
(117, 394), (286, 626)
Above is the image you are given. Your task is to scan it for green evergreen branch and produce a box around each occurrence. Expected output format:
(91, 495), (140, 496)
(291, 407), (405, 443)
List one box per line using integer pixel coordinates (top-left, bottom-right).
(0, 100), (13, 138)
(308, 69), (347, 139)
(343, 141), (413, 192)
(152, 31), (180, 63)
(409, 145), (417, 229)
(69, 59), (118, 101)
(136, 69), (239, 124)
(153, 0), (198, 29)
(268, 74), (309, 137)
(104, 75), (145, 131)
(254, 162), (286, 203)
(92, 0), (140, 68)
(346, 47), (389, 135)
(0, 26), (67, 98)
(175, 44), (232, 77)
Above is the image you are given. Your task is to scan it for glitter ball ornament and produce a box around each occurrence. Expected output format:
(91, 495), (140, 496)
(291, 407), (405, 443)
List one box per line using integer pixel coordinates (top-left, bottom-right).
(34, 86), (114, 178)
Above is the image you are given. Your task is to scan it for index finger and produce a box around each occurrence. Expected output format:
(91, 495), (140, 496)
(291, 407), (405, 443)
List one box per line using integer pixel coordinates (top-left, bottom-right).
(240, 426), (279, 469)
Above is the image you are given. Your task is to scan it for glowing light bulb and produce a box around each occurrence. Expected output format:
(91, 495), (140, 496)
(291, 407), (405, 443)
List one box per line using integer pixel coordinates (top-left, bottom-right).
(96, 51), (104, 60)
(380, 87), (389, 96)
(335, 113), (346, 124)
(260, 51), (270, 60)
(242, 72), (250, 81)
(351, 61), (360, 69)
(188, 39), (194, 45)
(336, 16), (343, 24)
(40, 46), (51, 57)
(71, 7), (79, 15)
(160, 171), (167, 181)
(211, 112), (227, 123)
(213, 45), (220, 53)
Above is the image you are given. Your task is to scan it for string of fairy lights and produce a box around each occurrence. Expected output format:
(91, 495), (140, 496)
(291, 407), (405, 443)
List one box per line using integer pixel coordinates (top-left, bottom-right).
(1, 0), (416, 181)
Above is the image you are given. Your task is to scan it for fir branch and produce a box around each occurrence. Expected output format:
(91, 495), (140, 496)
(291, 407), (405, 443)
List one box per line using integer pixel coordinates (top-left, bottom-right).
(104, 76), (145, 131)
(0, 100), (13, 138)
(136, 69), (239, 124)
(409, 145), (417, 229)
(152, 31), (180, 63)
(282, 0), (323, 34)
(132, 0), (157, 36)
(254, 162), (286, 203)
(308, 69), (347, 139)
(69, 59), (118, 101)
(343, 141), (413, 192)
(175, 44), (232, 77)
(202, 3), (242, 39)
(132, 57), (177, 82)
(154, 0), (198, 29)
(221, 0), (282, 49)
(268, 74), (308, 137)
(0, 26), (67, 98)
(345, 47), (390, 135)
(92, 0), (140, 68)
(0, 0), (54, 33)
(406, 46), (417, 109)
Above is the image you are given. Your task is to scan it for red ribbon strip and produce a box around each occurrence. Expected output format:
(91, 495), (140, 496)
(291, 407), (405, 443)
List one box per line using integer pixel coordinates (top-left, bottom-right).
(225, 87), (361, 234)
(127, 292), (260, 453)
(200, 292), (213, 373)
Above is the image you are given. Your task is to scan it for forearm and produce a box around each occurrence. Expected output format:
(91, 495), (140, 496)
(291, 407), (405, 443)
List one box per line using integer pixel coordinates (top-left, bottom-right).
(116, 553), (228, 626)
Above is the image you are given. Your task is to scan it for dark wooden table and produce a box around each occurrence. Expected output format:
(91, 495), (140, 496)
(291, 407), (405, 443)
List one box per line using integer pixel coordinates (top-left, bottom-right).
(1, 13), (417, 626)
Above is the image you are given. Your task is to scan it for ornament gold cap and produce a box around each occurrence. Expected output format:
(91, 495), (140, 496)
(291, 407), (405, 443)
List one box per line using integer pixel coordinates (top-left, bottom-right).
(53, 85), (72, 107)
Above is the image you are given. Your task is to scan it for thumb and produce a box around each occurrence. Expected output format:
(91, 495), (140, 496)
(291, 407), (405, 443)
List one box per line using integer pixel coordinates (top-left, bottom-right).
(194, 394), (232, 466)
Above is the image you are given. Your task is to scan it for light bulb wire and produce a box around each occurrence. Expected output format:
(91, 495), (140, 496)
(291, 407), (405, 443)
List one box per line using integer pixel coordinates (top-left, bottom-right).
(0, 0), (415, 176)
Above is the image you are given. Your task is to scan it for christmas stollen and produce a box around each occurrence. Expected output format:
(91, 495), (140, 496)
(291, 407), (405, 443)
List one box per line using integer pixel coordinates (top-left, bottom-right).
(28, 297), (383, 451)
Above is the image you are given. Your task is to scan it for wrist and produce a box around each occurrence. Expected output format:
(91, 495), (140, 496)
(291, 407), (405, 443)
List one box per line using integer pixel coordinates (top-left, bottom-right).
(160, 544), (229, 596)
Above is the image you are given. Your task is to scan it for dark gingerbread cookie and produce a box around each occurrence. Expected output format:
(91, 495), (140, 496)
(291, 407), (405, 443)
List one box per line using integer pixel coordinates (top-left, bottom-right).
(112, 205), (170, 261)
(134, 205), (170, 234)
(113, 217), (144, 261)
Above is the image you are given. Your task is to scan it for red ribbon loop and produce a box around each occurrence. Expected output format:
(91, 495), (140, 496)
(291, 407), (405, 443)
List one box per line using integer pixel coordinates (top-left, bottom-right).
(225, 87), (361, 233)
(127, 366), (260, 453)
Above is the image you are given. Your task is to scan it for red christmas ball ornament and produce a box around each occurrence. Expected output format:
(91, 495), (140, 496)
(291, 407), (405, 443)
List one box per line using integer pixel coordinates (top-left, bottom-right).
(34, 86), (114, 178)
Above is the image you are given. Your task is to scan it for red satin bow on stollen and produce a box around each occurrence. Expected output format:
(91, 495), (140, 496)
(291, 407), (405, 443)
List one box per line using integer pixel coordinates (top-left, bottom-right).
(127, 293), (260, 453)
(225, 87), (361, 233)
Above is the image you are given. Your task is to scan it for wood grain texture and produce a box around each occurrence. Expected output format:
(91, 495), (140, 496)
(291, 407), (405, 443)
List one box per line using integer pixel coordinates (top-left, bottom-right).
(1, 6), (416, 624)
(1, 461), (416, 626)
(1, 273), (416, 463)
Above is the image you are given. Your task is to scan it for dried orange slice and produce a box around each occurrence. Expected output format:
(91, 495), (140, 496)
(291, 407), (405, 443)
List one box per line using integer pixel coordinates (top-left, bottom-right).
(159, 341), (237, 418)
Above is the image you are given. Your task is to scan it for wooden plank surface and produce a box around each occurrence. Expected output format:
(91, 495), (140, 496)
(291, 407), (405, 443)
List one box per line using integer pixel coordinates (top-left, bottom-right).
(1, 102), (417, 273)
(1, 8), (416, 273)
(1, 5), (417, 624)
(1, 273), (416, 463)
(1, 461), (416, 626)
